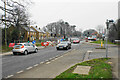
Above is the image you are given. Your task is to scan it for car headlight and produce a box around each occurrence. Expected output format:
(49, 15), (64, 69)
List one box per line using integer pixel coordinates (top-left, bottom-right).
(57, 45), (59, 47)
(64, 45), (67, 47)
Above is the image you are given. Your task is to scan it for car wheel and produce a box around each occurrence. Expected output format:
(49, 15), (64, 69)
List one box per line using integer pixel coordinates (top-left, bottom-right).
(69, 46), (71, 49)
(66, 47), (69, 50)
(24, 50), (28, 55)
(57, 48), (59, 50)
(13, 52), (17, 55)
(35, 49), (38, 53)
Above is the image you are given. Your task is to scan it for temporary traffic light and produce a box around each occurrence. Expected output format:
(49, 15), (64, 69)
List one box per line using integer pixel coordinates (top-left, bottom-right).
(28, 37), (30, 43)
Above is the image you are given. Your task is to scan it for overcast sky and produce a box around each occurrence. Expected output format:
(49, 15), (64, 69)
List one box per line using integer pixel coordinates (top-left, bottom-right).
(0, 0), (118, 32)
(28, 0), (118, 32)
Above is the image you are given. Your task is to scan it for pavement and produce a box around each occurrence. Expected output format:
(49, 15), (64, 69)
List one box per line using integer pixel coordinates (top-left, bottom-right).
(2, 42), (119, 79)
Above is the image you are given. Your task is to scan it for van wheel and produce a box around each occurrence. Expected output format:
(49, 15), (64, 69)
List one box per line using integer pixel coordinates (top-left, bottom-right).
(24, 50), (28, 55)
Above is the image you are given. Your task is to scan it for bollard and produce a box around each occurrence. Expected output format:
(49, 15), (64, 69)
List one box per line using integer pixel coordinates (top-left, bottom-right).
(101, 41), (103, 48)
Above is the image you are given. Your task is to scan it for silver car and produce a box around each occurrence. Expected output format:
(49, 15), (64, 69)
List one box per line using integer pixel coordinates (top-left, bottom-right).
(12, 43), (38, 55)
(56, 41), (71, 50)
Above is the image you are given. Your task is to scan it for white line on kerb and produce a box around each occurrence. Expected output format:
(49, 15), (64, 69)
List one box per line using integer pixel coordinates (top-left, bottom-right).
(6, 75), (14, 78)
(34, 64), (38, 67)
(17, 70), (23, 74)
(26, 67), (33, 70)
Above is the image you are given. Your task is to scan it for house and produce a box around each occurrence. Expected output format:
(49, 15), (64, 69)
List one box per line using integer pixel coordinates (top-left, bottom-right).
(22, 26), (36, 41)
(41, 29), (46, 39)
(31, 26), (44, 40)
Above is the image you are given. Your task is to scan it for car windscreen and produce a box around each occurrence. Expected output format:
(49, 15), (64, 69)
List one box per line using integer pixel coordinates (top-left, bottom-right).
(72, 38), (79, 40)
(59, 42), (67, 44)
(14, 45), (22, 48)
(14, 44), (23, 47)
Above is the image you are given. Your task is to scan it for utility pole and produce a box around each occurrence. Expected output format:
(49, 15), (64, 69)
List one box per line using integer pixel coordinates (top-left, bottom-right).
(105, 19), (109, 58)
(4, 0), (7, 46)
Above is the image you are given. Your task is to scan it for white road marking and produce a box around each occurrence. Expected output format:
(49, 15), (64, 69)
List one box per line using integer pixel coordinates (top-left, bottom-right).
(51, 59), (55, 62)
(54, 58), (58, 60)
(6, 75), (14, 78)
(34, 64), (38, 67)
(26, 67), (33, 70)
(46, 62), (50, 64)
(17, 70), (23, 74)
(87, 50), (93, 53)
(45, 60), (49, 62)
(59, 56), (63, 58)
(55, 55), (59, 58)
(49, 58), (52, 60)
(40, 62), (44, 64)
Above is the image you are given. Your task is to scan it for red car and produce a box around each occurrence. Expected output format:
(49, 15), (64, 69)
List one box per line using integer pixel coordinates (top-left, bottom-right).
(72, 38), (80, 43)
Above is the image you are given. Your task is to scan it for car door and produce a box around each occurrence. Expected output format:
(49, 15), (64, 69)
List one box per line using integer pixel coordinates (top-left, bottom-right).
(25, 43), (31, 52)
(29, 43), (35, 52)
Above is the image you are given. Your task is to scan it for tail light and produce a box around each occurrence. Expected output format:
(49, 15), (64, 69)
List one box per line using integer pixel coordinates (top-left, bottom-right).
(21, 45), (24, 48)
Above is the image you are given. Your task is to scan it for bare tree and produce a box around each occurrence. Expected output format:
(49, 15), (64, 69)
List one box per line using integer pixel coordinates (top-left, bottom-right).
(0, 0), (32, 45)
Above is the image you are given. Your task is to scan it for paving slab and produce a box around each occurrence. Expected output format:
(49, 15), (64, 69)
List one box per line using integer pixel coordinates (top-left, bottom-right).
(73, 66), (91, 75)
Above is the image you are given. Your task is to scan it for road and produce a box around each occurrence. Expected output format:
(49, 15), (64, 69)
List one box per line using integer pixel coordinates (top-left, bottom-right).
(2, 41), (88, 78)
(2, 41), (97, 78)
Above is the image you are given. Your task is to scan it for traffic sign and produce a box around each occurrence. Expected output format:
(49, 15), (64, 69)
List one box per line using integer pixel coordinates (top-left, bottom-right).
(32, 40), (36, 44)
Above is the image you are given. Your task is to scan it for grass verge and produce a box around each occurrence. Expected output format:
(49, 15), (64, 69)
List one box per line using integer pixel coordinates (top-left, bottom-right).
(2, 46), (13, 52)
(90, 40), (117, 45)
(54, 58), (112, 79)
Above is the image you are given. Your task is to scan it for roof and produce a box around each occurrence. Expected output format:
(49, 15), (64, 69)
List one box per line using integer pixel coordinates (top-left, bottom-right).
(31, 26), (43, 33)
(23, 27), (36, 32)
(41, 29), (46, 34)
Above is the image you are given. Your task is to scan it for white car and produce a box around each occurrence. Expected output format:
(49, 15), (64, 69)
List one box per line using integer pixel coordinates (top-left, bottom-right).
(12, 43), (38, 55)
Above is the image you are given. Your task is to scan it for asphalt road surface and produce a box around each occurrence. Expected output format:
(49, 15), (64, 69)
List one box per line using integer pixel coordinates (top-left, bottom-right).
(2, 41), (95, 78)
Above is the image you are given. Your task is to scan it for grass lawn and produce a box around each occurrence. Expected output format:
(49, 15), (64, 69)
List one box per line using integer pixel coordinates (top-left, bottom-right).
(54, 58), (112, 79)
(90, 40), (117, 45)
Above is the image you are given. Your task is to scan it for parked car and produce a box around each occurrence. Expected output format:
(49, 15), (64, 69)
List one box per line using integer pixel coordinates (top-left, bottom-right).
(71, 38), (80, 43)
(12, 43), (38, 55)
(56, 41), (71, 50)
